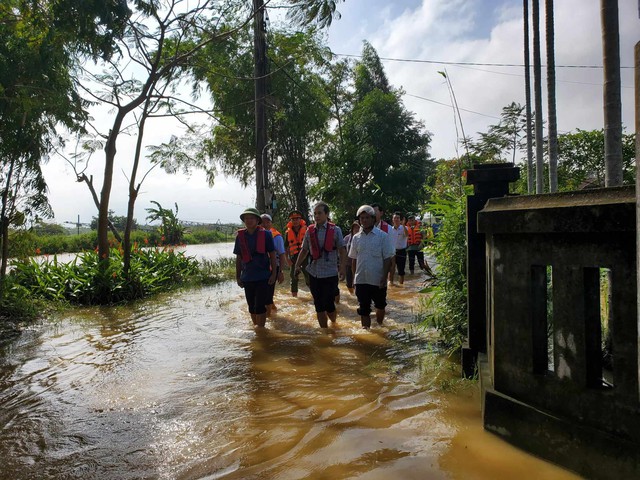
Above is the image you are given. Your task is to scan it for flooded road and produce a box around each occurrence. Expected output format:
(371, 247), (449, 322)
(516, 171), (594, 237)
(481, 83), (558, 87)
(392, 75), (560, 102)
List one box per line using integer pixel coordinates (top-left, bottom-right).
(0, 244), (580, 479)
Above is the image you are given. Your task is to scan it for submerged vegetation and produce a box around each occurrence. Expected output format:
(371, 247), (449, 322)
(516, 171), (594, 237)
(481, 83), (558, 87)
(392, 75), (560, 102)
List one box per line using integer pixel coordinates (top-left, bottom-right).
(0, 248), (236, 323)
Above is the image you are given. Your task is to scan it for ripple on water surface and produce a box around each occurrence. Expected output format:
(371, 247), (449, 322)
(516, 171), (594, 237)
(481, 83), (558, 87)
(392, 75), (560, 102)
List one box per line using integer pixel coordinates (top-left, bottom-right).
(0, 275), (581, 480)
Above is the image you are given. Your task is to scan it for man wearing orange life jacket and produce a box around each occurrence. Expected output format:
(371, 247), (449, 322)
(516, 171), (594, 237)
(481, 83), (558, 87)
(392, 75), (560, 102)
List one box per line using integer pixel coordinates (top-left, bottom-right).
(233, 207), (277, 328)
(261, 214), (287, 317)
(406, 214), (434, 276)
(294, 201), (346, 328)
(285, 210), (309, 297)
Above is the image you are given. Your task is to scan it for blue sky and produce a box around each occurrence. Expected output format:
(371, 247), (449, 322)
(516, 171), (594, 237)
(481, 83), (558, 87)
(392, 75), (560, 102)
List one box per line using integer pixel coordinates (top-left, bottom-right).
(43, 0), (639, 226)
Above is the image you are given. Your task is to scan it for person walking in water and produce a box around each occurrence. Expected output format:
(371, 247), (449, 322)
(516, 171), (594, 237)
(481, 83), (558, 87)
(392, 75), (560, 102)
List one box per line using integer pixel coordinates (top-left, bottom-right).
(234, 208), (277, 328)
(389, 212), (408, 285)
(371, 202), (395, 284)
(285, 210), (309, 297)
(343, 221), (360, 295)
(349, 205), (395, 329)
(260, 213), (286, 317)
(406, 214), (434, 276)
(294, 201), (346, 328)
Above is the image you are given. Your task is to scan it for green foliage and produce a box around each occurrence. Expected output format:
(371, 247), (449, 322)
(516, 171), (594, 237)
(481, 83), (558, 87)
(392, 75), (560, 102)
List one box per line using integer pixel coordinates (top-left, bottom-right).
(0, 277), (43, 321)
(182, 228), (226, 244)
(311, 42), (433, 226)
(9, 247), (201, 305)
(421, 192), (468, 351)
(513, 129), (636, 194)
(195, 257), (236, 285)
(90, 210), (138, 231)
(145, 201), (184, 245)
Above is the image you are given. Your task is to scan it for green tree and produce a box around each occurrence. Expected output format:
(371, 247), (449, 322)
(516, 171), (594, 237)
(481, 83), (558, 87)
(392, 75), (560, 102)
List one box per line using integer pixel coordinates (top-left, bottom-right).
(145, 201), (184, 245)
(190, 28), (332, 219)
(0, 1), (90, 286)
(311, 42), (433, 225)
(90, 211), (137, 231)
(70, 0), (253, 287)
(471, 103), (528, 163)
(556, 129), (635, 191)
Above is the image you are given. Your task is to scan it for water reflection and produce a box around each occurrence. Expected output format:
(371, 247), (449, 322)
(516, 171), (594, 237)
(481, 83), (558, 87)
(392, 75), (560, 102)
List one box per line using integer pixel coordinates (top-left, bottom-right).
(0, 250), (581, 479)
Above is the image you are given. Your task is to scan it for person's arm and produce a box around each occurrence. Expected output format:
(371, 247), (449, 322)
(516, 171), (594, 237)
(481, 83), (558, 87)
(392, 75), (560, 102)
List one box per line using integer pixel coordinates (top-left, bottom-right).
(278, 253), (287, 283)
(338, 246), (346, 281)
(268, 250), (277, 285)
(294, 248), (309, 274)
(235, 255), (244, 288)
(381, 257), (392, 288)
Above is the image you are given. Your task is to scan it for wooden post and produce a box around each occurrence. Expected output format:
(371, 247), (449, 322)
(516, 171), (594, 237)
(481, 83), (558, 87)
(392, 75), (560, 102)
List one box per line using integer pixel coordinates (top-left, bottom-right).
(253, 0), (268, 212)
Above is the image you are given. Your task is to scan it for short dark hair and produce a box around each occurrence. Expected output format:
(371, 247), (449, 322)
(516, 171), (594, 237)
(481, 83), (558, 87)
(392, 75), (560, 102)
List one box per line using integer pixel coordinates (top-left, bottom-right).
(313, 201), (330, 214)
(371, 203), (383, 212)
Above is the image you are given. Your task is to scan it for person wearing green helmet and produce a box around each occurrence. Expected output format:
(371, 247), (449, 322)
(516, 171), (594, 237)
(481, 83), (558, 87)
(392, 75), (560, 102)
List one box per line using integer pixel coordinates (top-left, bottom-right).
(234, 207), (277, 327)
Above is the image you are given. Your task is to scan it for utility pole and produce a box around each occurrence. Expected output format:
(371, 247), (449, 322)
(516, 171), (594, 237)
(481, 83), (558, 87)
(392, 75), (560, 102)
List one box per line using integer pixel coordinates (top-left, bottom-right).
(253, 0), (268, 212)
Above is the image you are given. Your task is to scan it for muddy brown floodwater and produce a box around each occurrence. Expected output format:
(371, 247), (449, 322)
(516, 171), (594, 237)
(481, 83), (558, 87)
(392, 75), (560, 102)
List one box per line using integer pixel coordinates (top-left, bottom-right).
(0, 243), (581, 479)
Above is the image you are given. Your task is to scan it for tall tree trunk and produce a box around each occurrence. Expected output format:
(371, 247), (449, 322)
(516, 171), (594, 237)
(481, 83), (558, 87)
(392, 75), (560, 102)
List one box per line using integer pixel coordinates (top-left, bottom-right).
(77, 173), (122, 242)
(532, 0), (545, 193)
(524, 0), (534, 193)
(0, 156), (16, 292)
(123, 105), (149, 278)
(98, 113), (126, 265)
(601, 0), (623, 187)
(545, 0), (559, 192)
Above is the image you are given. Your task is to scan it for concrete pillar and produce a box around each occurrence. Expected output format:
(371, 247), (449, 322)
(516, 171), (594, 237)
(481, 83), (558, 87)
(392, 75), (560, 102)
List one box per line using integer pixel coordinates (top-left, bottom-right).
(462, 163), (520, 378)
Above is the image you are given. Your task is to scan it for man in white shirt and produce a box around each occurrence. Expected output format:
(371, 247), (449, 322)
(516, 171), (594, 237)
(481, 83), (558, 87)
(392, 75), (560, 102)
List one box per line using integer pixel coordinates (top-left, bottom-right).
(389, 212), (408, 285)
(348, 205), (396, 329)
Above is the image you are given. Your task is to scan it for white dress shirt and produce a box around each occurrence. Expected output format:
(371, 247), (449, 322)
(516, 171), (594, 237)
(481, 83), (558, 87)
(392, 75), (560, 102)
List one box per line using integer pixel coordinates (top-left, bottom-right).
(348, 227), (396, 286)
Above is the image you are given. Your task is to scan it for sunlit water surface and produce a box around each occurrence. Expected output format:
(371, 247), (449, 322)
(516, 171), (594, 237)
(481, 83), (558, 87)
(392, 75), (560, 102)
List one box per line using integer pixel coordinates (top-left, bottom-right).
(0, 243), (580, 479)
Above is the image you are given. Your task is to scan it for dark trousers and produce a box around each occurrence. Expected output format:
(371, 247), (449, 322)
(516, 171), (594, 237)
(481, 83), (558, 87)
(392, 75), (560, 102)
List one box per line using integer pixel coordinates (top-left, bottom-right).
(289, 253), (310, 293)
(266, 267), (280, 305)
(355, 283), (387, 316)
(408, 249), (426, 272)
(243, 279), (269, 314)
(308, 275), (338, 313)
(395, 248), (407, 276)
(345, 264), (354, 289)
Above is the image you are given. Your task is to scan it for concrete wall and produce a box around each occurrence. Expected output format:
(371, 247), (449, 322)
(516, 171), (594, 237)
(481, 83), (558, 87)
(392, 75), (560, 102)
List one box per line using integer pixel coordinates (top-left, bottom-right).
(478, 186), (640, 478)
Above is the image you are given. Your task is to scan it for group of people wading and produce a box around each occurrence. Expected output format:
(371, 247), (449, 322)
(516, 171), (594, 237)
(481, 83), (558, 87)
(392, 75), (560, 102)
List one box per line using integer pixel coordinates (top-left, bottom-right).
(233, 202), (434, 329)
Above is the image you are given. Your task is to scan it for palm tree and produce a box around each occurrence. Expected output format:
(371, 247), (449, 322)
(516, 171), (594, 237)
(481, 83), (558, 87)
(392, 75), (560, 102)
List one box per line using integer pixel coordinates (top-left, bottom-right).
(546, 0), (558, 192)
(532, 0), (545, 193)
(601, 0), (623, 187)
(523, 0), (534, 194)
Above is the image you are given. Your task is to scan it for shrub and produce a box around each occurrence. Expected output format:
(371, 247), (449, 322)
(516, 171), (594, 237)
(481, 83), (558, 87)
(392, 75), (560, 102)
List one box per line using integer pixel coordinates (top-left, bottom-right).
(421, 192), (468, 352)
(9, 247), (202, 305)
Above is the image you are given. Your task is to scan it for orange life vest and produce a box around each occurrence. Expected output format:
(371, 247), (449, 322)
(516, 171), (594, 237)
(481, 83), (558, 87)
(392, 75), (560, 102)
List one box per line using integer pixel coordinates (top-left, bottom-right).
(407, 222), (423, 246)
(286, 221), (307, 256)
(308, 222), (336, 260)
(237, 227), (266, 263)
(269, 227), (282, 240)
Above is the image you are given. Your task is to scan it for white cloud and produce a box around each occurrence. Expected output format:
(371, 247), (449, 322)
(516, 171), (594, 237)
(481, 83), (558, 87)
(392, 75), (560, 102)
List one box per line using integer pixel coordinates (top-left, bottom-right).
(45, 0), (638, 226)
(328, 0), (638, 160)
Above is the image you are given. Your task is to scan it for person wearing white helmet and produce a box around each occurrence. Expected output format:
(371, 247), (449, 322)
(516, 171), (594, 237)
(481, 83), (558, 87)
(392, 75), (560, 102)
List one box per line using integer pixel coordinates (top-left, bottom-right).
(348, 205), (396, 329)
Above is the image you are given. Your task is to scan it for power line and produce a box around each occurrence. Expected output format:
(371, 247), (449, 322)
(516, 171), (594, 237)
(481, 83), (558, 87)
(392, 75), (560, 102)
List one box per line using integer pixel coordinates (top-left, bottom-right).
(404, 93), (501, 119)
(332, 52), (634, 69)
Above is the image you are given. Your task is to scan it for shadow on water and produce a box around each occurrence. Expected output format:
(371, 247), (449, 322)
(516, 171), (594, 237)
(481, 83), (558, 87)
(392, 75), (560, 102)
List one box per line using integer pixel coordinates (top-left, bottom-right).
(0, 249), (581, 479)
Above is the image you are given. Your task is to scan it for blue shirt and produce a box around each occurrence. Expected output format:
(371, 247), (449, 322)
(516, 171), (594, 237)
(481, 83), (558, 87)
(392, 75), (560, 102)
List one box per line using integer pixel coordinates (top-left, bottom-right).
(233, 229), (275, 282)
(273, 233), (286, 266)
